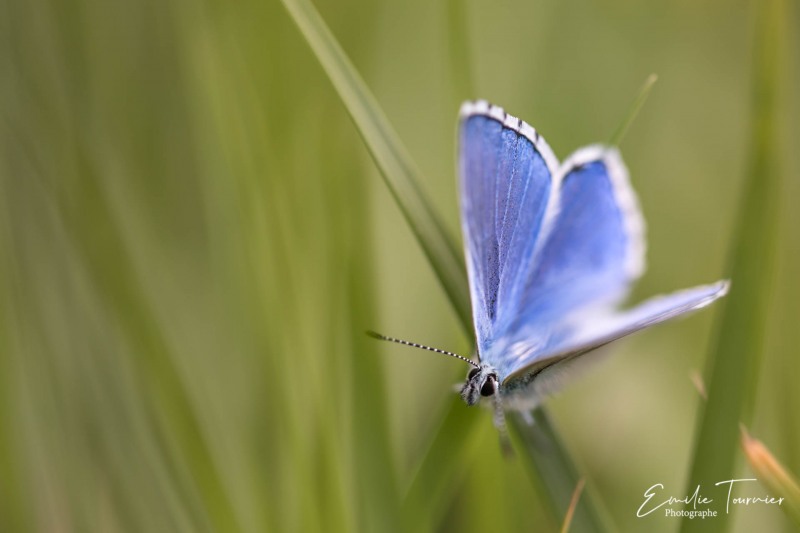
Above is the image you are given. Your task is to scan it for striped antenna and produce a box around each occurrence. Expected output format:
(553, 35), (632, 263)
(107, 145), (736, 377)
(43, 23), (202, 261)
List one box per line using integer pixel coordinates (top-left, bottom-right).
(366, 331), (479, 368)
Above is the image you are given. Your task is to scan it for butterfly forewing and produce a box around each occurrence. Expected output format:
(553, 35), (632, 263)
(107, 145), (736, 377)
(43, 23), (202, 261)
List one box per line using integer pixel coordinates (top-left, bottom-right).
(459, 102), (557, 360)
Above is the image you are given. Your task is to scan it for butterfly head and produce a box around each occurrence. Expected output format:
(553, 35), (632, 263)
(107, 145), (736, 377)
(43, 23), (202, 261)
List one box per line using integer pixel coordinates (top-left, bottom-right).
(460, 363), (499, 406)
(365, 330), (500, 406)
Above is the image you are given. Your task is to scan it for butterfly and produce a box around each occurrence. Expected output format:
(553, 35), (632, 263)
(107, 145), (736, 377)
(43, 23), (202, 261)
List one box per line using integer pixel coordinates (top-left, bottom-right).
(370, 100), (729, 424)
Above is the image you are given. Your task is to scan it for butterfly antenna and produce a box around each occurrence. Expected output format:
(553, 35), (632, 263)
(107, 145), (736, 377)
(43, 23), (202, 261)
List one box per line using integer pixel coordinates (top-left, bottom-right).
(366, 330), (479, 369)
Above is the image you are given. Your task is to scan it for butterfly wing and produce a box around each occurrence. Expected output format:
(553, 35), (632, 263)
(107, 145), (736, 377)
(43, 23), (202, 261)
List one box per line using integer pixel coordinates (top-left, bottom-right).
(502, 280), (729, 388)
(460, 102), (726, 389)
(523, 146), (645, 316)
(459, 101), (559, 359)
(486, 145), (647, 377)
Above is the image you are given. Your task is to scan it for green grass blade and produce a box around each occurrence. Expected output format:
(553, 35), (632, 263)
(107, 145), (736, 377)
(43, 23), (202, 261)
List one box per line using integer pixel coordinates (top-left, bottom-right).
(400, 397), (482, 531)
(680, 1), (785, 532)
(608, 74), (658, 147)
(510, 411), (612, 533)
(280, 0), (472, 332)
(446, 0), (475, 102)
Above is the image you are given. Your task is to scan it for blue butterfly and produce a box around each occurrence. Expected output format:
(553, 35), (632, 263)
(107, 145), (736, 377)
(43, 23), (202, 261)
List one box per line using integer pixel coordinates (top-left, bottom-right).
(371, 100), (728, 423)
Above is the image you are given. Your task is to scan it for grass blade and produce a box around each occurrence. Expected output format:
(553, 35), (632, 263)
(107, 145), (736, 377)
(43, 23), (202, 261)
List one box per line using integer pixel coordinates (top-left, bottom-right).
(561, 478), (586, 533)
(741, 427), (800, 527)
(680, 1), (785, 532)
(445, 0), (475, 102)
(510, 411), (612, 533)
(608, 74), (658, 147)
(400, 397), (482, 531)
(280, 0), (471, 331)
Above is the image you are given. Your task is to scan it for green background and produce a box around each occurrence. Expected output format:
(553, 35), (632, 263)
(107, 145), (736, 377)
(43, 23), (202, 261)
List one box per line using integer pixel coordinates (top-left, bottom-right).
(0, 0), (796, 531)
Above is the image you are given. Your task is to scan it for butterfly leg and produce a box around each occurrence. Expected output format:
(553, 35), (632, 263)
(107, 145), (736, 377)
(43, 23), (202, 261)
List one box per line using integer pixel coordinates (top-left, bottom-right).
(520, 410), (534, 426)
(493, 383), (514, 457)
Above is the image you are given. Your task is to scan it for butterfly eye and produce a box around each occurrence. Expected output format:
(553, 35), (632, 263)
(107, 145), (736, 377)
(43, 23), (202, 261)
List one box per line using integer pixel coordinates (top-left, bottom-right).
(480, 375), (496, 397)
(468, 368), (480, 380)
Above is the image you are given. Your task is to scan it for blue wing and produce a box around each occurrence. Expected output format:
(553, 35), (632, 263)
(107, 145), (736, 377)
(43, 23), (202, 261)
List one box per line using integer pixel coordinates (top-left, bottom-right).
(502, 280), (730, 386)
(459, 101), (726, 385)
(486, 146), (647, 375)
(519, 146), (645, 319)
(458, 101), (559, 359)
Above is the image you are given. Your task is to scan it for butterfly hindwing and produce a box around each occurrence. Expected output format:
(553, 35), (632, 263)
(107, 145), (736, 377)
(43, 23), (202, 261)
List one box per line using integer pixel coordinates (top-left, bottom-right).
(485, 146), (647, 377)
(520, 147), (645, 320)
(503, 280), (730, 388)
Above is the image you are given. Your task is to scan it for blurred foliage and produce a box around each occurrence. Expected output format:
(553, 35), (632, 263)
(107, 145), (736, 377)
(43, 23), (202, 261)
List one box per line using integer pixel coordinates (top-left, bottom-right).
(683, 1), (786, 531)
(0, 0), (796, 532)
